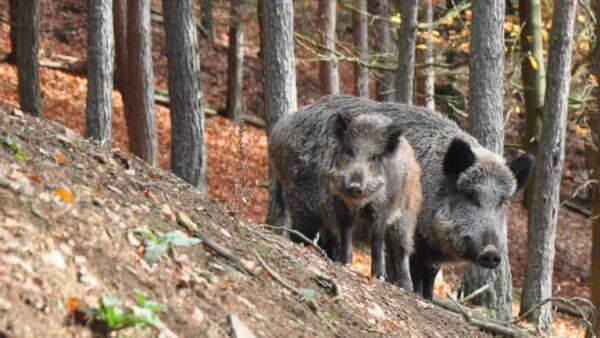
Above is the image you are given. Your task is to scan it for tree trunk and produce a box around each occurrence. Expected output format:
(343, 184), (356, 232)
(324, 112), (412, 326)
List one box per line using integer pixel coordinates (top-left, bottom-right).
(368, 0), (394, 102)
(86, 0), (114, 145)
(393, 0), (418, 104)
(225, 0), (245, 121)
(590, 4), (600, 336)
(463, 0), (510, 321)
(520, 0), (546, 209)
(520, 0), (577, 329)
(113, 0), (128, 95)
(261, 0), (297, 226)
(162, 0), (207, 190)
(17, 0), (42, 117)
(200, 0), (214, 42)
(318, 0), (339, 95)
(126, 0), (157, 165)
(415, 0), (435, 110)
(8, 0), (18, 63)
(353, 0), (369, 98)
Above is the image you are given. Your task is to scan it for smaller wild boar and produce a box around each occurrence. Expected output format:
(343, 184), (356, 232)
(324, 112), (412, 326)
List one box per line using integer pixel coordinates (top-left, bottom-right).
(269, 105), (421, 289)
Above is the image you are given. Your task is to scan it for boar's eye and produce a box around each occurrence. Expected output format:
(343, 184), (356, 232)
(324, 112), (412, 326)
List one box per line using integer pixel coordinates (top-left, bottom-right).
(497, 196), (508, 208)
(466, 192), (481, 207)
(344, 147), (354, 157)
(370, 154), (382, 162)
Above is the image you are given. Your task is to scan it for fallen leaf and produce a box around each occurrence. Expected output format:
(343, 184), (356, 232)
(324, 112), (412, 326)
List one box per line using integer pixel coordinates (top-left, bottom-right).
(53, 187), (75, 203)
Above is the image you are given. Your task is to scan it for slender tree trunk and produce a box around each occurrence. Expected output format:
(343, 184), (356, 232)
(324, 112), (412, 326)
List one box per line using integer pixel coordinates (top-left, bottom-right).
(393, 0), (418, 104)
(520, 0), (577, 328)
(520, 0), (546, 209)
(8, 0), (18, 63)
(126, 0), (157, 165)
(463, 0), (510, 321)
(318, 0), (339, 95)
(162, 0), (206, 190)
(86, 0), (114, 145)
(200, 0), (214, 42)
(353, 0), (369, 98)
(415, 0), (435, 110)
(17, 0), (42, 117)
(225, 0), (245, 121)
(261, 0), (297, 226)
(369, 0), (394, 102)
(113, 0), (128, 95)
(590, 5), (600, 336)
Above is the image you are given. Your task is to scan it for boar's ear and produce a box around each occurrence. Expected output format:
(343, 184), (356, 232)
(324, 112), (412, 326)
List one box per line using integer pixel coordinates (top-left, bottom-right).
(443, 138), (475, 178)
(334, 110), (353, 140)
(509, 154), (535, 194)
(383, 124), (404, 156)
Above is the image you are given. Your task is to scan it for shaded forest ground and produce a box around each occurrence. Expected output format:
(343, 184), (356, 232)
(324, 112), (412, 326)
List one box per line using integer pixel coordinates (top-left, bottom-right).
(0, 0), (594, 335)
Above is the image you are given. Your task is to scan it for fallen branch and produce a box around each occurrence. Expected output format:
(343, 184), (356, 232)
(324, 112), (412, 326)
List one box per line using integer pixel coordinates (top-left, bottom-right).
(254, 249), (304, 297)
(310, 267), (340, 299)
(175, 211), (256, 276)
(433, 295), (532, 338)
(258, 224), (327, 257)
(459, 284), (490, 304)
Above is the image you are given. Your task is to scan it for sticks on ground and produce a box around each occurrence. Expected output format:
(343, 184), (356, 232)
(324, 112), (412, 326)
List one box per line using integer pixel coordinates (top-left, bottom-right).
(258, 224), (327, 257)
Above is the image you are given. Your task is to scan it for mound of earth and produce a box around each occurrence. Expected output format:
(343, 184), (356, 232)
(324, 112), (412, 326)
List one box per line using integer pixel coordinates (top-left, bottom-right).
(0, 107), (485, 337)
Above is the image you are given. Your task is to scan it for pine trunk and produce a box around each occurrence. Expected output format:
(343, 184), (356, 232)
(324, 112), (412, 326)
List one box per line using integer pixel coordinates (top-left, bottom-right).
(318, 0), (339, 95)
(415, 0), (435, 110)
(225, 0), (245, 121)
(590, 4), (600, 335)
(17, 0), (42, 117)
(86, 0), (114, 145)
(126, 0), (157, 165)
(394, 0), (418, 104)
(369, 0), (394, 102)
(353, 0), (369, 98)
(8, 0), (18, 63)
(464, 0), (510, 320)
(261, 1), (297, 226)
(113, 0), (128, 95)
(520, 0), (577, 328)
(520, 0), (546, 209)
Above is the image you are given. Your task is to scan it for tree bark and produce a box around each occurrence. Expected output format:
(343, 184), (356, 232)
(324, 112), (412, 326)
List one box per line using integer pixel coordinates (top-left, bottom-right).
(415, 0), (435, 110)
(590, 4), (600, 336)
(353, 0), (369, 98)
(162, 0), (207, 190)
(393, 0), (418, 104)
(368, 0), (394, 102)
(200, 0), (214, 42)
(126, 0), (157, 165)
(17, 0), (42, 117)
(261, 0), (297, 226)
(86, 0), (114, 145)
(318, 0), (339, 95)
(113, 0), (128, 95)
(520, 0), (546, 209)
(520, 0), (577, 329)
(225, 0), (245, 121)
(464, 0), (510, 321)
(8, 0), (18, 63)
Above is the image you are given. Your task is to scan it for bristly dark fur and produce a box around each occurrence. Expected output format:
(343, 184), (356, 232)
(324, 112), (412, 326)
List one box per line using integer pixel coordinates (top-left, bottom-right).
(509, 153), (535, 192)
(443, 138), (476, 178)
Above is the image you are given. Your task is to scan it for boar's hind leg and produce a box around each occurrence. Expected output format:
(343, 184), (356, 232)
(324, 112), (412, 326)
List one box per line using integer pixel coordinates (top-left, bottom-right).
(410, 258), (438, 300)
(318, 228), (340, 262)
(384, 226), (413, 291)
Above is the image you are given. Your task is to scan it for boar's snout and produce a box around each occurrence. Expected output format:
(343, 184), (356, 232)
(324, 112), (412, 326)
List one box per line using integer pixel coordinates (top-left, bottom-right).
(346, 182), (364, 197)
(477, 246), (501, 269)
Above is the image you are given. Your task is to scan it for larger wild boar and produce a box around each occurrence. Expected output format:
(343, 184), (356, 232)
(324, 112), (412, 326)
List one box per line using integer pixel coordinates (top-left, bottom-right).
(269, 104), (421, 290)
(303, 95), (534, 300)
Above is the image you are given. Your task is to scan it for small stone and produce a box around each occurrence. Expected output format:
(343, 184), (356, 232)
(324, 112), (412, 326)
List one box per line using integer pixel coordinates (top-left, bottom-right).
(161, 204), (173, 217)
(42, 250), (66, 270)
(229, 313), (256, 338)
(190, 307), (205, 325)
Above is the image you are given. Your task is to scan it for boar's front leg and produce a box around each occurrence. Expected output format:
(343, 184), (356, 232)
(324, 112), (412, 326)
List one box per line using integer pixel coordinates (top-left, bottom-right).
(410, 257), (438, 300)
(318, 228), (340, 262)
(371, 227), (385, 279)
(385, 223), (413, 291)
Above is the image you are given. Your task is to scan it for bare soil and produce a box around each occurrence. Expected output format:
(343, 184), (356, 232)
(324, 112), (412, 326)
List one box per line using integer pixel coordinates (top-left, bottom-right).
(0, 107), (486, 337)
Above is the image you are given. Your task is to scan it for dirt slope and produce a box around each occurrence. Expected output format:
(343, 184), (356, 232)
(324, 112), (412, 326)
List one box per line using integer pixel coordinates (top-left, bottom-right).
(0, 107), (486, 337)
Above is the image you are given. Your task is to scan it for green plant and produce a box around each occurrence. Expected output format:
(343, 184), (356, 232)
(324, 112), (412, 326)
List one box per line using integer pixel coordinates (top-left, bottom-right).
(81, 290), (165, 331)
(131, 227), (201, 263)
(0, 135), (27, 161)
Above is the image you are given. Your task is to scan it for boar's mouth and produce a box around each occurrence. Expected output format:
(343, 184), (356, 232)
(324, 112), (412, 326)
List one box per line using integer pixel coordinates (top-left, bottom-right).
(327, 170), (385, 204)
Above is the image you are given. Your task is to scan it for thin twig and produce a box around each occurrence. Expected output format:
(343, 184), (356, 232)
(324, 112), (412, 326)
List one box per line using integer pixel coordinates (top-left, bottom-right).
(459, 284), (490, 304)
(254, 249), (304, 296)
(258, 224), (327, 257)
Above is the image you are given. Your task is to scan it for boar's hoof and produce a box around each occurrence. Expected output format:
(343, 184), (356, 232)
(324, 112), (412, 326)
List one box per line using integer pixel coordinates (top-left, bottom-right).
(477, 248), (501, 269)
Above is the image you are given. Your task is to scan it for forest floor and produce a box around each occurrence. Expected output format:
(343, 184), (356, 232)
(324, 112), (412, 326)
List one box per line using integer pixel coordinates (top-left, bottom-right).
(0, 0), (594, 336)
